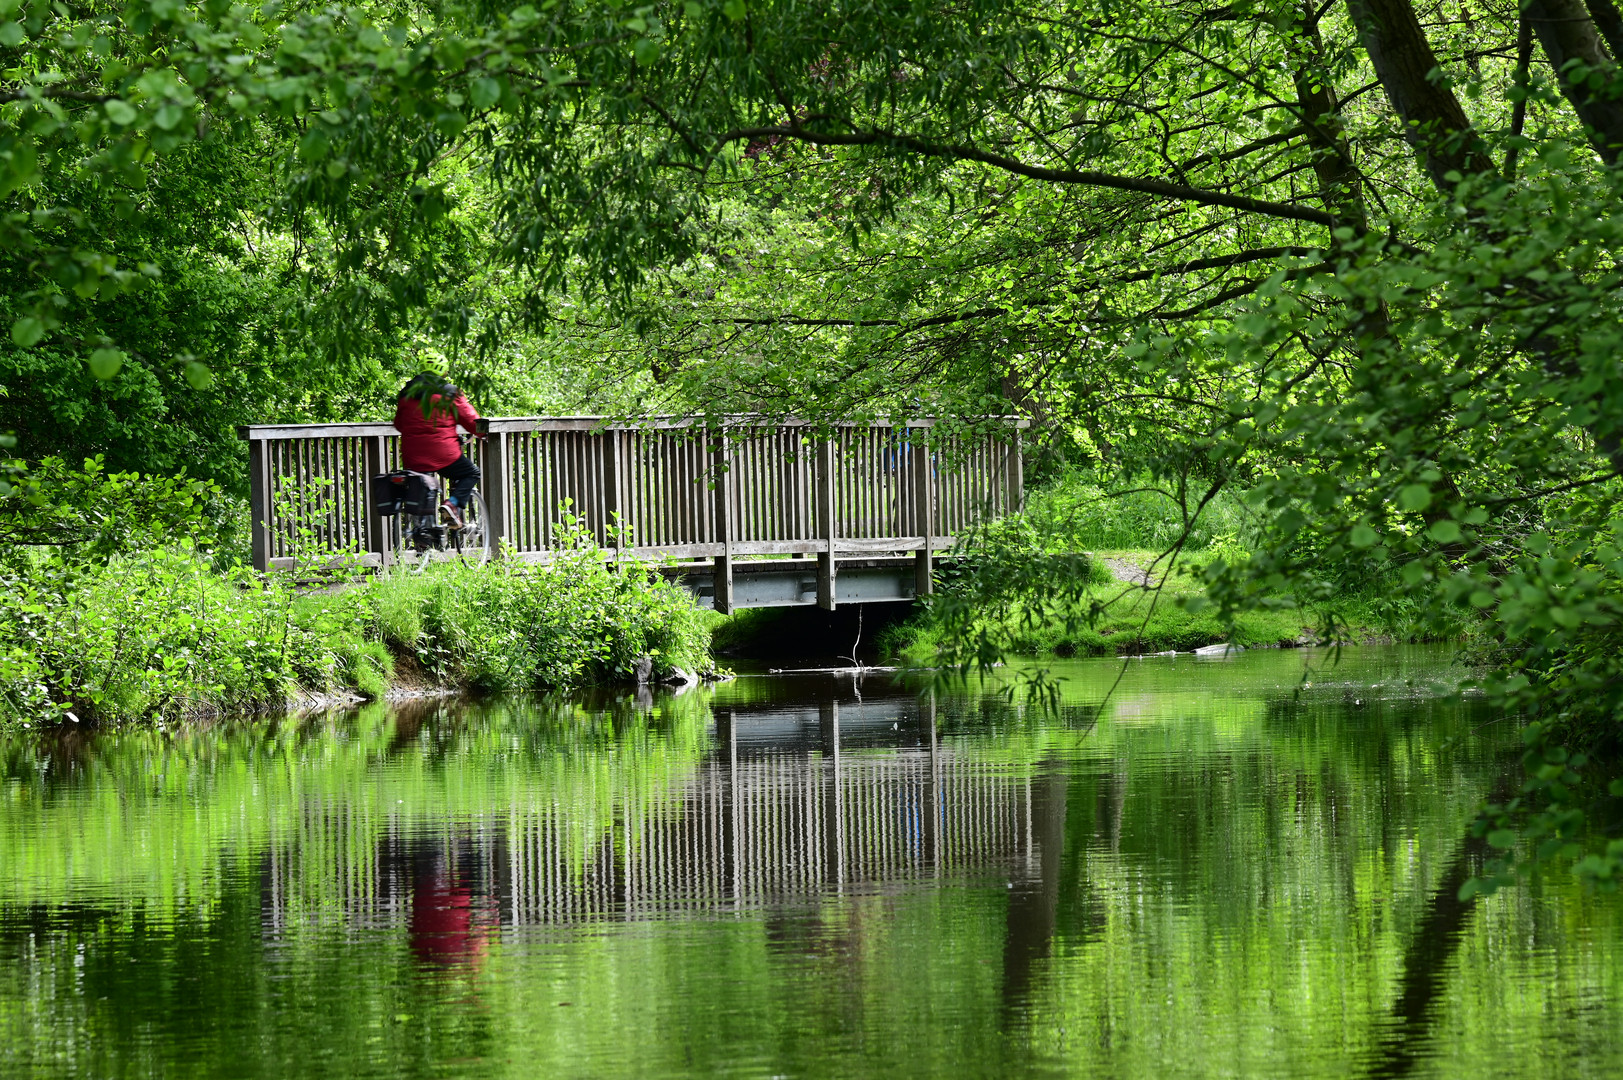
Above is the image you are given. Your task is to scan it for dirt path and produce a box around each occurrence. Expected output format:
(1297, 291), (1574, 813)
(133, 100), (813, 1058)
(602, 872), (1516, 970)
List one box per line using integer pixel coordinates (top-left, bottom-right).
(1100, 556), (1153, 586)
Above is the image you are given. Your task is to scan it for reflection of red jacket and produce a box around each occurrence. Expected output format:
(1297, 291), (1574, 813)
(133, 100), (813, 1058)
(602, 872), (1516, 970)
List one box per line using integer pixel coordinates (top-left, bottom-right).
(393, 393), (481, 472)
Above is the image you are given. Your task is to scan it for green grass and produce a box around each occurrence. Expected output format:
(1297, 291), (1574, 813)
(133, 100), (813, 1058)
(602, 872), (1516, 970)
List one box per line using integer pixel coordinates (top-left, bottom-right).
(881, 549), (1400, 663)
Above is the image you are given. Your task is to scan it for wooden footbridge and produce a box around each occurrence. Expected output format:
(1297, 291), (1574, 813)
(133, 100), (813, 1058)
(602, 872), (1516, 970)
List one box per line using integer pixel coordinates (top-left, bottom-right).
(237, 417), (1026, 611)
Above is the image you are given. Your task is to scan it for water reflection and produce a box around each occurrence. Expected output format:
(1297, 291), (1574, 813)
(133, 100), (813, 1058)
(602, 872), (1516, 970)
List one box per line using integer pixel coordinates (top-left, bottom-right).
(0, 647), (1619, 1079)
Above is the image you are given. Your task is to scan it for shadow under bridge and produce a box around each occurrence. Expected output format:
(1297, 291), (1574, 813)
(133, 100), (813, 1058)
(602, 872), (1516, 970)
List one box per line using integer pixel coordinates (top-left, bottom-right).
(236, 416), (1027, 610)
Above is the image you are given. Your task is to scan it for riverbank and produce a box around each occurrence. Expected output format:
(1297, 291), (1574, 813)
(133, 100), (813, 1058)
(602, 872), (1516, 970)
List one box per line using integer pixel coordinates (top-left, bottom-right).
(0, 548), (716, 729)
(878, 549), (1414, 662)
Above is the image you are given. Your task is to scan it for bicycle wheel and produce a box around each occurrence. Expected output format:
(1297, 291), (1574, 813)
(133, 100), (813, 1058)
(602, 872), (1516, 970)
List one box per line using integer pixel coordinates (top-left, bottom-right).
(452, 490), (492, 563)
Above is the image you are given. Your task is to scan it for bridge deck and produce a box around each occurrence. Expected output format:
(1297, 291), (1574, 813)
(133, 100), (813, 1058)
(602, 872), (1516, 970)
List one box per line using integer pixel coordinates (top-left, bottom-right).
(238, 416), (1025, 609)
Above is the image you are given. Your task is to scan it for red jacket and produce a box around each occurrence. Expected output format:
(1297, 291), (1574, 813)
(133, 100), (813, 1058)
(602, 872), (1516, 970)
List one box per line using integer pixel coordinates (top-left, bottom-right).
(394, 393), (482, 472)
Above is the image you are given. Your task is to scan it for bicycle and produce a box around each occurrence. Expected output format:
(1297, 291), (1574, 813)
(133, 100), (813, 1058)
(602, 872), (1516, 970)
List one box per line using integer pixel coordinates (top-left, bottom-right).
(371, 439), (492, 568)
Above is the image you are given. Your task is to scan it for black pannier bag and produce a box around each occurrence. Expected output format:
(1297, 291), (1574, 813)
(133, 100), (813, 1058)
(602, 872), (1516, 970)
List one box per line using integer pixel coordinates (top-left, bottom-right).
(370, 470), (437, 516)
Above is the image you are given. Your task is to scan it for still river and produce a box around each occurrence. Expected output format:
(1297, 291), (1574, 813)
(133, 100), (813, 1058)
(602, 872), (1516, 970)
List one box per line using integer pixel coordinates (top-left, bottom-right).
(1, 646), (1620, 1078)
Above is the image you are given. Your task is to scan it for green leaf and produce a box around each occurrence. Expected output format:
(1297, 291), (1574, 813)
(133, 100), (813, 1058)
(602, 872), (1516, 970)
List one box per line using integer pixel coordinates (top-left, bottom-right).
(470, 77), (502, 111)
(183, 360), (213, 390)
(722, 0), (746, 20)
(104, 99), (138, 126)
(0, 22), (24, 46)
(88, 348), (126, 380)
(10, 316), (44, 347)
(1396, 484), (1432, 512)
(634, 37), (661, 66)
(1487, 829), (1518, 849)
(434, 110), (466, 139)
(1428, 520), (1462, 544)
(1349, 524), (1378, 548)
(298, 127), (329, 161)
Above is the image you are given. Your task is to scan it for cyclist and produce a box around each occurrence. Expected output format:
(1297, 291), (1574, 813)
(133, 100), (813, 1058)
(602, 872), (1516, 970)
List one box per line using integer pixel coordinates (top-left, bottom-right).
(394, 372), (483, 529)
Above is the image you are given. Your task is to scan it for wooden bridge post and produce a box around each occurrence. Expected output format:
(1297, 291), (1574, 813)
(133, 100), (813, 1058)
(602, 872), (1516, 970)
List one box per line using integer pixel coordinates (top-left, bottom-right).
(483, 426), (511, 557)
(821, 700), (844, 888)
(247, 435), (271, 572)
(911, 424), (934, 596)
(1005, 427), (1025, 513)
(817, 436), (837, 610)
(712, 429), (734, 613)
(363, 434), (391, 567)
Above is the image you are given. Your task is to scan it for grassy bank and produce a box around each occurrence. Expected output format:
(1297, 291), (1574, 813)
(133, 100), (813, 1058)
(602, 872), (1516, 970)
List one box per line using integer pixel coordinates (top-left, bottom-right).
(879, 548), (1416, 664)
(0, 549), (714, 729)
(858, 467), (1435, 665)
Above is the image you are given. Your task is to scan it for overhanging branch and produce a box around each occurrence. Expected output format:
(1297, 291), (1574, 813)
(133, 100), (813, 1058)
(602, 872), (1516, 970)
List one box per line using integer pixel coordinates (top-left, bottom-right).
(712, 126), (1337, 228)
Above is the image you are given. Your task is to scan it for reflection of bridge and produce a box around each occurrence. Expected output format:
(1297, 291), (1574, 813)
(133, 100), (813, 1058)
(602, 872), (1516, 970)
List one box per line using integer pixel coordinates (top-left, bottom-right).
(258, 699), (1049, 939)
(507, 703), (1038, 922)
(237, 417), (1025, 610)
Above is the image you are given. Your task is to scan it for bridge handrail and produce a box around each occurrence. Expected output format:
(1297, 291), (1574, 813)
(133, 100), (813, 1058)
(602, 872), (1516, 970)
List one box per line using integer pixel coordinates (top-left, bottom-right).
(236, 415), (1026, 610)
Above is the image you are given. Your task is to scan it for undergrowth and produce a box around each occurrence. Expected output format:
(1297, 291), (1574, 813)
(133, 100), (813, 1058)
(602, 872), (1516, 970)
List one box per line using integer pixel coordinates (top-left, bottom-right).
(0, 548), (712, 729)
(879, 548), (1406, 662)
(370, 554), (712, 693)
(0, 458), (715, 729)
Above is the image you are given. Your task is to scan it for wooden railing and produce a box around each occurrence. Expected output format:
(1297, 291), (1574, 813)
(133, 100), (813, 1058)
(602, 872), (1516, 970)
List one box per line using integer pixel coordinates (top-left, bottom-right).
(237, 417), (1026, 609)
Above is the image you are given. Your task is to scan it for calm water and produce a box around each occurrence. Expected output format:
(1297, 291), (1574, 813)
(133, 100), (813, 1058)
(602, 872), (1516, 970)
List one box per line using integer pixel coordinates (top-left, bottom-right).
(1, 646), (1619, 1078)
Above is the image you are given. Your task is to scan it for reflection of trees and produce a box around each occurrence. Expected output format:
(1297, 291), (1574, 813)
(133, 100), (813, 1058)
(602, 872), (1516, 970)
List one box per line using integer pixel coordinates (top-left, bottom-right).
(1362, 764), (1520, 1079)
(1001, 762), (1071, 1025)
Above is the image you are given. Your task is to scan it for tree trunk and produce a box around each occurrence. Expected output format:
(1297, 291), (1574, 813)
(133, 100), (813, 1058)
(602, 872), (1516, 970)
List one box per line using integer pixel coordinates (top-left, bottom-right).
(1584, 0), (1623, 61)
(1292, 5), (1392, 343)
(1526, 0), (1623, 165)
(1292, 4), (1369, 231)
(1344, 0), (1497, 187)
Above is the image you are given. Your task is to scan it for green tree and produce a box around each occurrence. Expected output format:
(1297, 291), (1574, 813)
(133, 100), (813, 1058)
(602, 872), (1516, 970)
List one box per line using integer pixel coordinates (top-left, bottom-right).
(9, 0), (1623, 886)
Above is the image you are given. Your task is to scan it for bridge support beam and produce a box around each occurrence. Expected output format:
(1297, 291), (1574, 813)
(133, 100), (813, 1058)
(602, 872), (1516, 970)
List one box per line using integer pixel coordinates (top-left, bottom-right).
(484, 431), (511, 558)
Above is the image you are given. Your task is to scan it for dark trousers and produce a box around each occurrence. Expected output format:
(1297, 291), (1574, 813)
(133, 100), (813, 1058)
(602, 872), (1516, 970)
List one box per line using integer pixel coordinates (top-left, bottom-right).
(438, 454), (480, 506)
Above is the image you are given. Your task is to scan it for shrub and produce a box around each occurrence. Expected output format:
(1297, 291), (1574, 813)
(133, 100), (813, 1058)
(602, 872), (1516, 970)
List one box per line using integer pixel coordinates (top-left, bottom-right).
(0, 547), (380, 724)
(0, 456), (219, 563)
(370, 548), (712, 693)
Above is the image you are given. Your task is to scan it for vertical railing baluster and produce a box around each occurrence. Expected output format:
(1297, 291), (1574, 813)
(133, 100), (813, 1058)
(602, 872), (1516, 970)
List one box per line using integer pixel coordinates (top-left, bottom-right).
(712, 428), (733, 614)
(913, 425), (934, 596)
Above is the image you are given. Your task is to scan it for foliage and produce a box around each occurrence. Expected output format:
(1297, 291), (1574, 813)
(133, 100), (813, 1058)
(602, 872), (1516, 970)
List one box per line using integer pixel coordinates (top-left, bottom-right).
(10, 0), (1623, 894)
(0, 546), (380, 723)
(0, 454), (217, 558)
(370, 551), (713, 693)
(0, 547), (712, 729)
(991, 466), (1255, 555)
(887, 552), (1356, 665)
